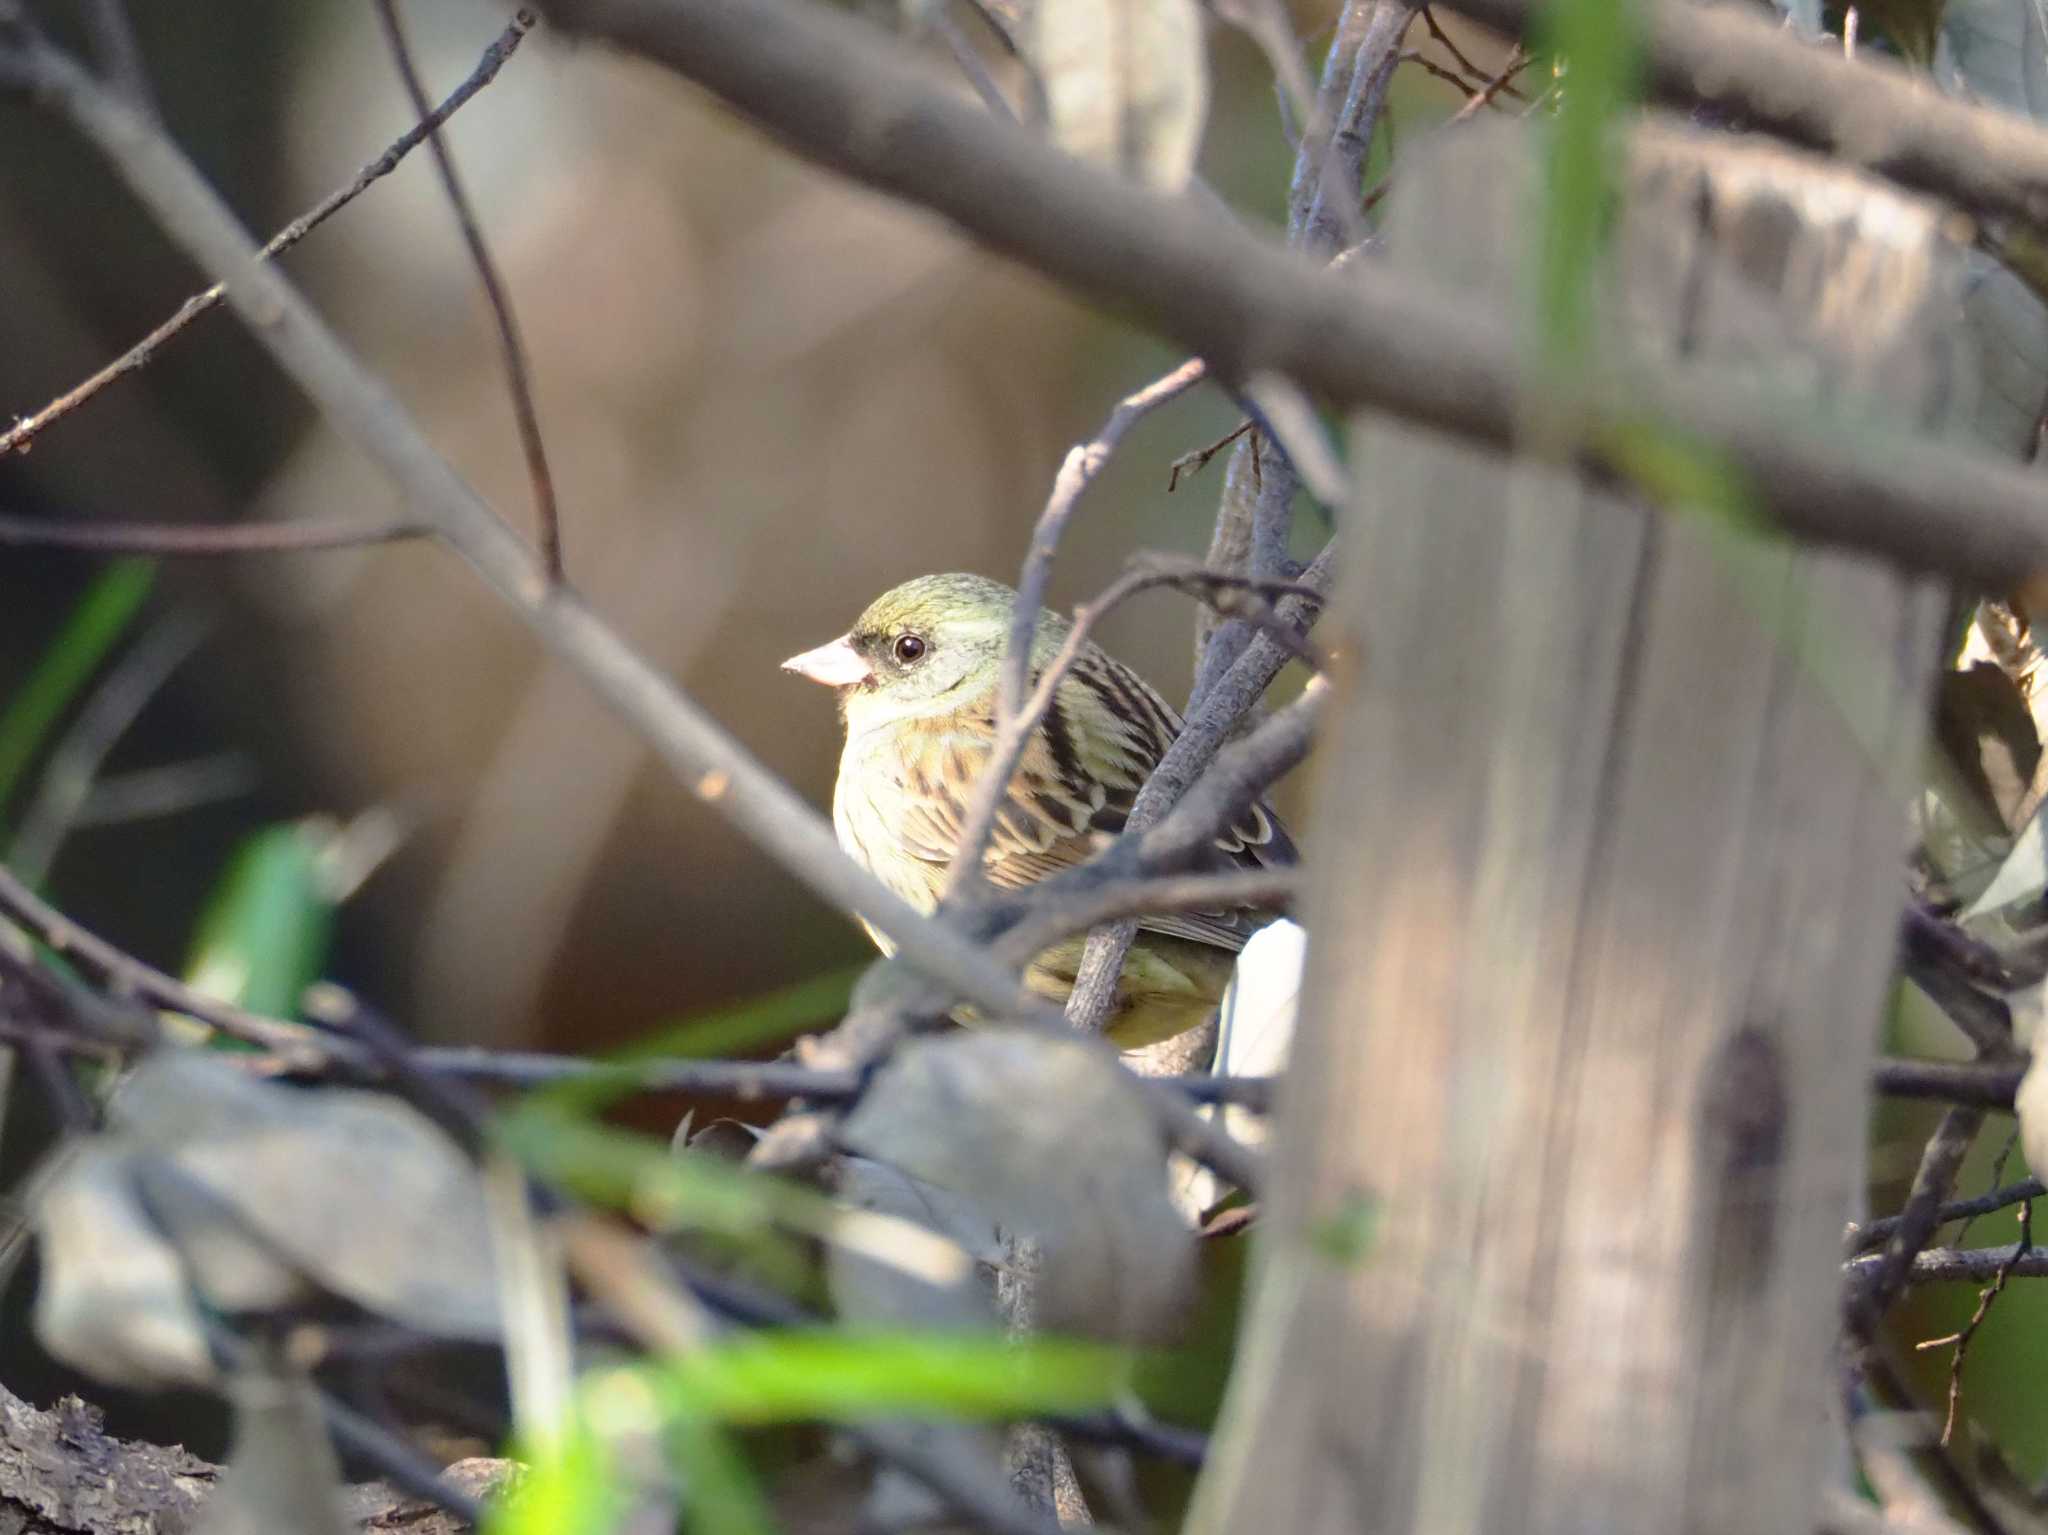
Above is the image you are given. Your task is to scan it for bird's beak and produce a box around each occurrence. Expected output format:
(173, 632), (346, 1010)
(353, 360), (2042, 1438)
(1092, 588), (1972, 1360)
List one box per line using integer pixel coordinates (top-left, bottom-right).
(781, 635), (872, 688)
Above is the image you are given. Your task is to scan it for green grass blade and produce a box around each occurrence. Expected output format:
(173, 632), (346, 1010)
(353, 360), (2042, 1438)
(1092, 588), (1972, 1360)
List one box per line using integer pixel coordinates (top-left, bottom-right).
(0, 560), (155, 824)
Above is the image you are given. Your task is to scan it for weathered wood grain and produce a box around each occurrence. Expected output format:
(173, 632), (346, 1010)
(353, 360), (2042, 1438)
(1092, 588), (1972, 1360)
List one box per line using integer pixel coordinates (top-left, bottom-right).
(1191, 120), (1975, 1535)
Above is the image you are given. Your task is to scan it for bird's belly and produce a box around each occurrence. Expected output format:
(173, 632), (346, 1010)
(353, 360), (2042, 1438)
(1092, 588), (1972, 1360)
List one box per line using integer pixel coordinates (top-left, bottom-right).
(831, 750), (942, 922)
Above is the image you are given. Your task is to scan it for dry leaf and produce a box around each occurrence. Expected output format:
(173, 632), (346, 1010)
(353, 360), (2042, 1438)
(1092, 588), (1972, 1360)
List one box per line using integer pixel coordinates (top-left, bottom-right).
(838, 1032), (1193, 1341)
(33, 1050), (499, 1388)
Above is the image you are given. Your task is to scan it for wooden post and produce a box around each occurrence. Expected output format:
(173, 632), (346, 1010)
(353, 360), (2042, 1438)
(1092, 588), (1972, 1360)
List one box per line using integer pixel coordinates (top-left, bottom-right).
(1191, 121), (1974, 1535)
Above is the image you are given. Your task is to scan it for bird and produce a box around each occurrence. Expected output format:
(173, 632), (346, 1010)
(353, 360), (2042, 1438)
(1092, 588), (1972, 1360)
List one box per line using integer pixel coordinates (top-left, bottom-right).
(782, 571), (1295, 1049)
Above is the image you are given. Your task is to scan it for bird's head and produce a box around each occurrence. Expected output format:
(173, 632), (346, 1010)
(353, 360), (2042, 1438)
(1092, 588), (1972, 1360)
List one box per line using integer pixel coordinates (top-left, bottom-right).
(782, 572), (1055, 735)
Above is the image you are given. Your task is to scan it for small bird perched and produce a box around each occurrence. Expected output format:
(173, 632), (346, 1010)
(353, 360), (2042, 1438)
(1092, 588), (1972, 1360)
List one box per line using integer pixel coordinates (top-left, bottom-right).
(783, 572), (1295, 1049)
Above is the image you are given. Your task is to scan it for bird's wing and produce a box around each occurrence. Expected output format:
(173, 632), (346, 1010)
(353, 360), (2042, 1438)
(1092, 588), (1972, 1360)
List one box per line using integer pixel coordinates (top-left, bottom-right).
(890, 646), (1294, 953)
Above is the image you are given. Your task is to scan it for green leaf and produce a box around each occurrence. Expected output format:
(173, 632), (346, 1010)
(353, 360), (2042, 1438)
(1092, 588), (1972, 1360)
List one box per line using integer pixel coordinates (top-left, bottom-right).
(182, 821), (337, 1021)
(665, 1409), (777, 1535)
(1530, 0), (1644, 387)
(0, 560), (155, 825)
(488, 1417), (627, 1535)
(650, 1330), (1128, 1424)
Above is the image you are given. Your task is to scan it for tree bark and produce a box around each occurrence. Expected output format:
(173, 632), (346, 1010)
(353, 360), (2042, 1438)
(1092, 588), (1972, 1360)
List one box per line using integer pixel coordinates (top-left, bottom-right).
(1192, 119), (1976, 1535)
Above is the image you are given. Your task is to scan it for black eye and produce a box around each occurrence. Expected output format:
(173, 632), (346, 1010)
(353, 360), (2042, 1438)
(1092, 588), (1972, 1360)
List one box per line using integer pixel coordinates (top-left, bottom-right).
(893, 633), (927, 664)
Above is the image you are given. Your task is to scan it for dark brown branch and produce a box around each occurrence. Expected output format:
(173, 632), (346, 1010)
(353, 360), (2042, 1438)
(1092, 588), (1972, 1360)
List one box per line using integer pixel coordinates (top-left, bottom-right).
(1420, 6), (1525, 99)
(1871, 1055), (2026, 1108)
(1446, 45), (1529, 125)
(523, 0), (2048, 593)
(994, 868), (1298, 965)
(1916, 1197), (2031, 1446)
(1848, 1106), (1986, 1334)
(1845, 1243), (2048, 1286)
(370, 0), (563, 584)
(0, 510), (424, 553)
(1846, 1176), (2044, 1255)
(1899, 911), (2019, 1058)
(0, 860), (348, 1060)
(0, 12), (532, 460)
(413, 1045), (1279, 1110)
(1441, 0), (2048, 235)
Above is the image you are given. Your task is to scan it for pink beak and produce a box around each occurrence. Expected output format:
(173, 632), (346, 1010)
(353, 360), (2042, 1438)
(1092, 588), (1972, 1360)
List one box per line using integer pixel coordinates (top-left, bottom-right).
(781, 635), (872, 688)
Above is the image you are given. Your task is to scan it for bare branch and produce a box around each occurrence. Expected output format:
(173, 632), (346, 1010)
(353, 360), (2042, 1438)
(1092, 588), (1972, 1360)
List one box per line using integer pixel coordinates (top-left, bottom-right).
(0, 510), (424, 553)
(1872, 1055), (2025, 1108)
(0, 860), (342, 1059)
(370, 0), (564, 584)
(8, 606), (213, 885)
(411, 1044), (1278, 1109)
(994, 867), (1298, 964)
(1848, 1106), (1986, 1333)
(73, 753), (259, 826)
(1916, 1196), (2030, 1446)
(1063, 679), (1323, 1031)
(1442, 0), (2048, 235)
(1420, 7), (1524, 99)
(0, 12), (533, 460)
(1446, 44), (1530, 125)
(1848, 1176), (2047, 1256)
(948, 547), (1315, 906)
(77, 0), (157, 118)
(523, 0), (2048, 591)
(941, 361), (1208, 898)
(929, 7), (1018, 122)
(1846, 1243), (2048, 1286)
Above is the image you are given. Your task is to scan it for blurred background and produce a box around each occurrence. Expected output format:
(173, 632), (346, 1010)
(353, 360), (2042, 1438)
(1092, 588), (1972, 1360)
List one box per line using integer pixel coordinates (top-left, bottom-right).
(0, 0), (1465, 1063)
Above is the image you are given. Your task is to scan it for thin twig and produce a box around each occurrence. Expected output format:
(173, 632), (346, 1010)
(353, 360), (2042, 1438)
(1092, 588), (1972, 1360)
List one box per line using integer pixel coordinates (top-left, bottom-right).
(944, 360), (1209, 899)
(0, 12), (532, 460)
(370, 0), (562, 584)
(1446, 45), (1531, 123)
(1211, 0), (1319, 137)
(1240, 372), (1348, 509)
(1844, 1243), (2048, 1286)
(9, 606), (213, 885)
(77, 0), (157, 118)
(1000, 361), (1210, 722)
(1848, 1177), (2047, 1256)
(951, 0), (1046, 124)
(0, 510), (423, 554)
(0, 859), (346, 1060)
(410, 1045), (1279, 1109)
(1420, 6), (1525, 98)
(1067, 553), (1333, 1033)
(1848, 1107), (1987, 1335)
(929, 7), (1016, 121)
(1399, 47), (1494, 97)
(1443, 0), (2048, 239)
(72, 753), (259, 827)
(1168, 419), (1252, 491)
(994, 868), (1298, 965)
(1916, 1196), (2030, 1447)
(945, 551), (1315, 907)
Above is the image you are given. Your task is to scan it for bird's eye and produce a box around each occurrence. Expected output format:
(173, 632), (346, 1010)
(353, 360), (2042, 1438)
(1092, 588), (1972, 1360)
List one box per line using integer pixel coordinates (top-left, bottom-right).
(893, 633), (927, 664)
